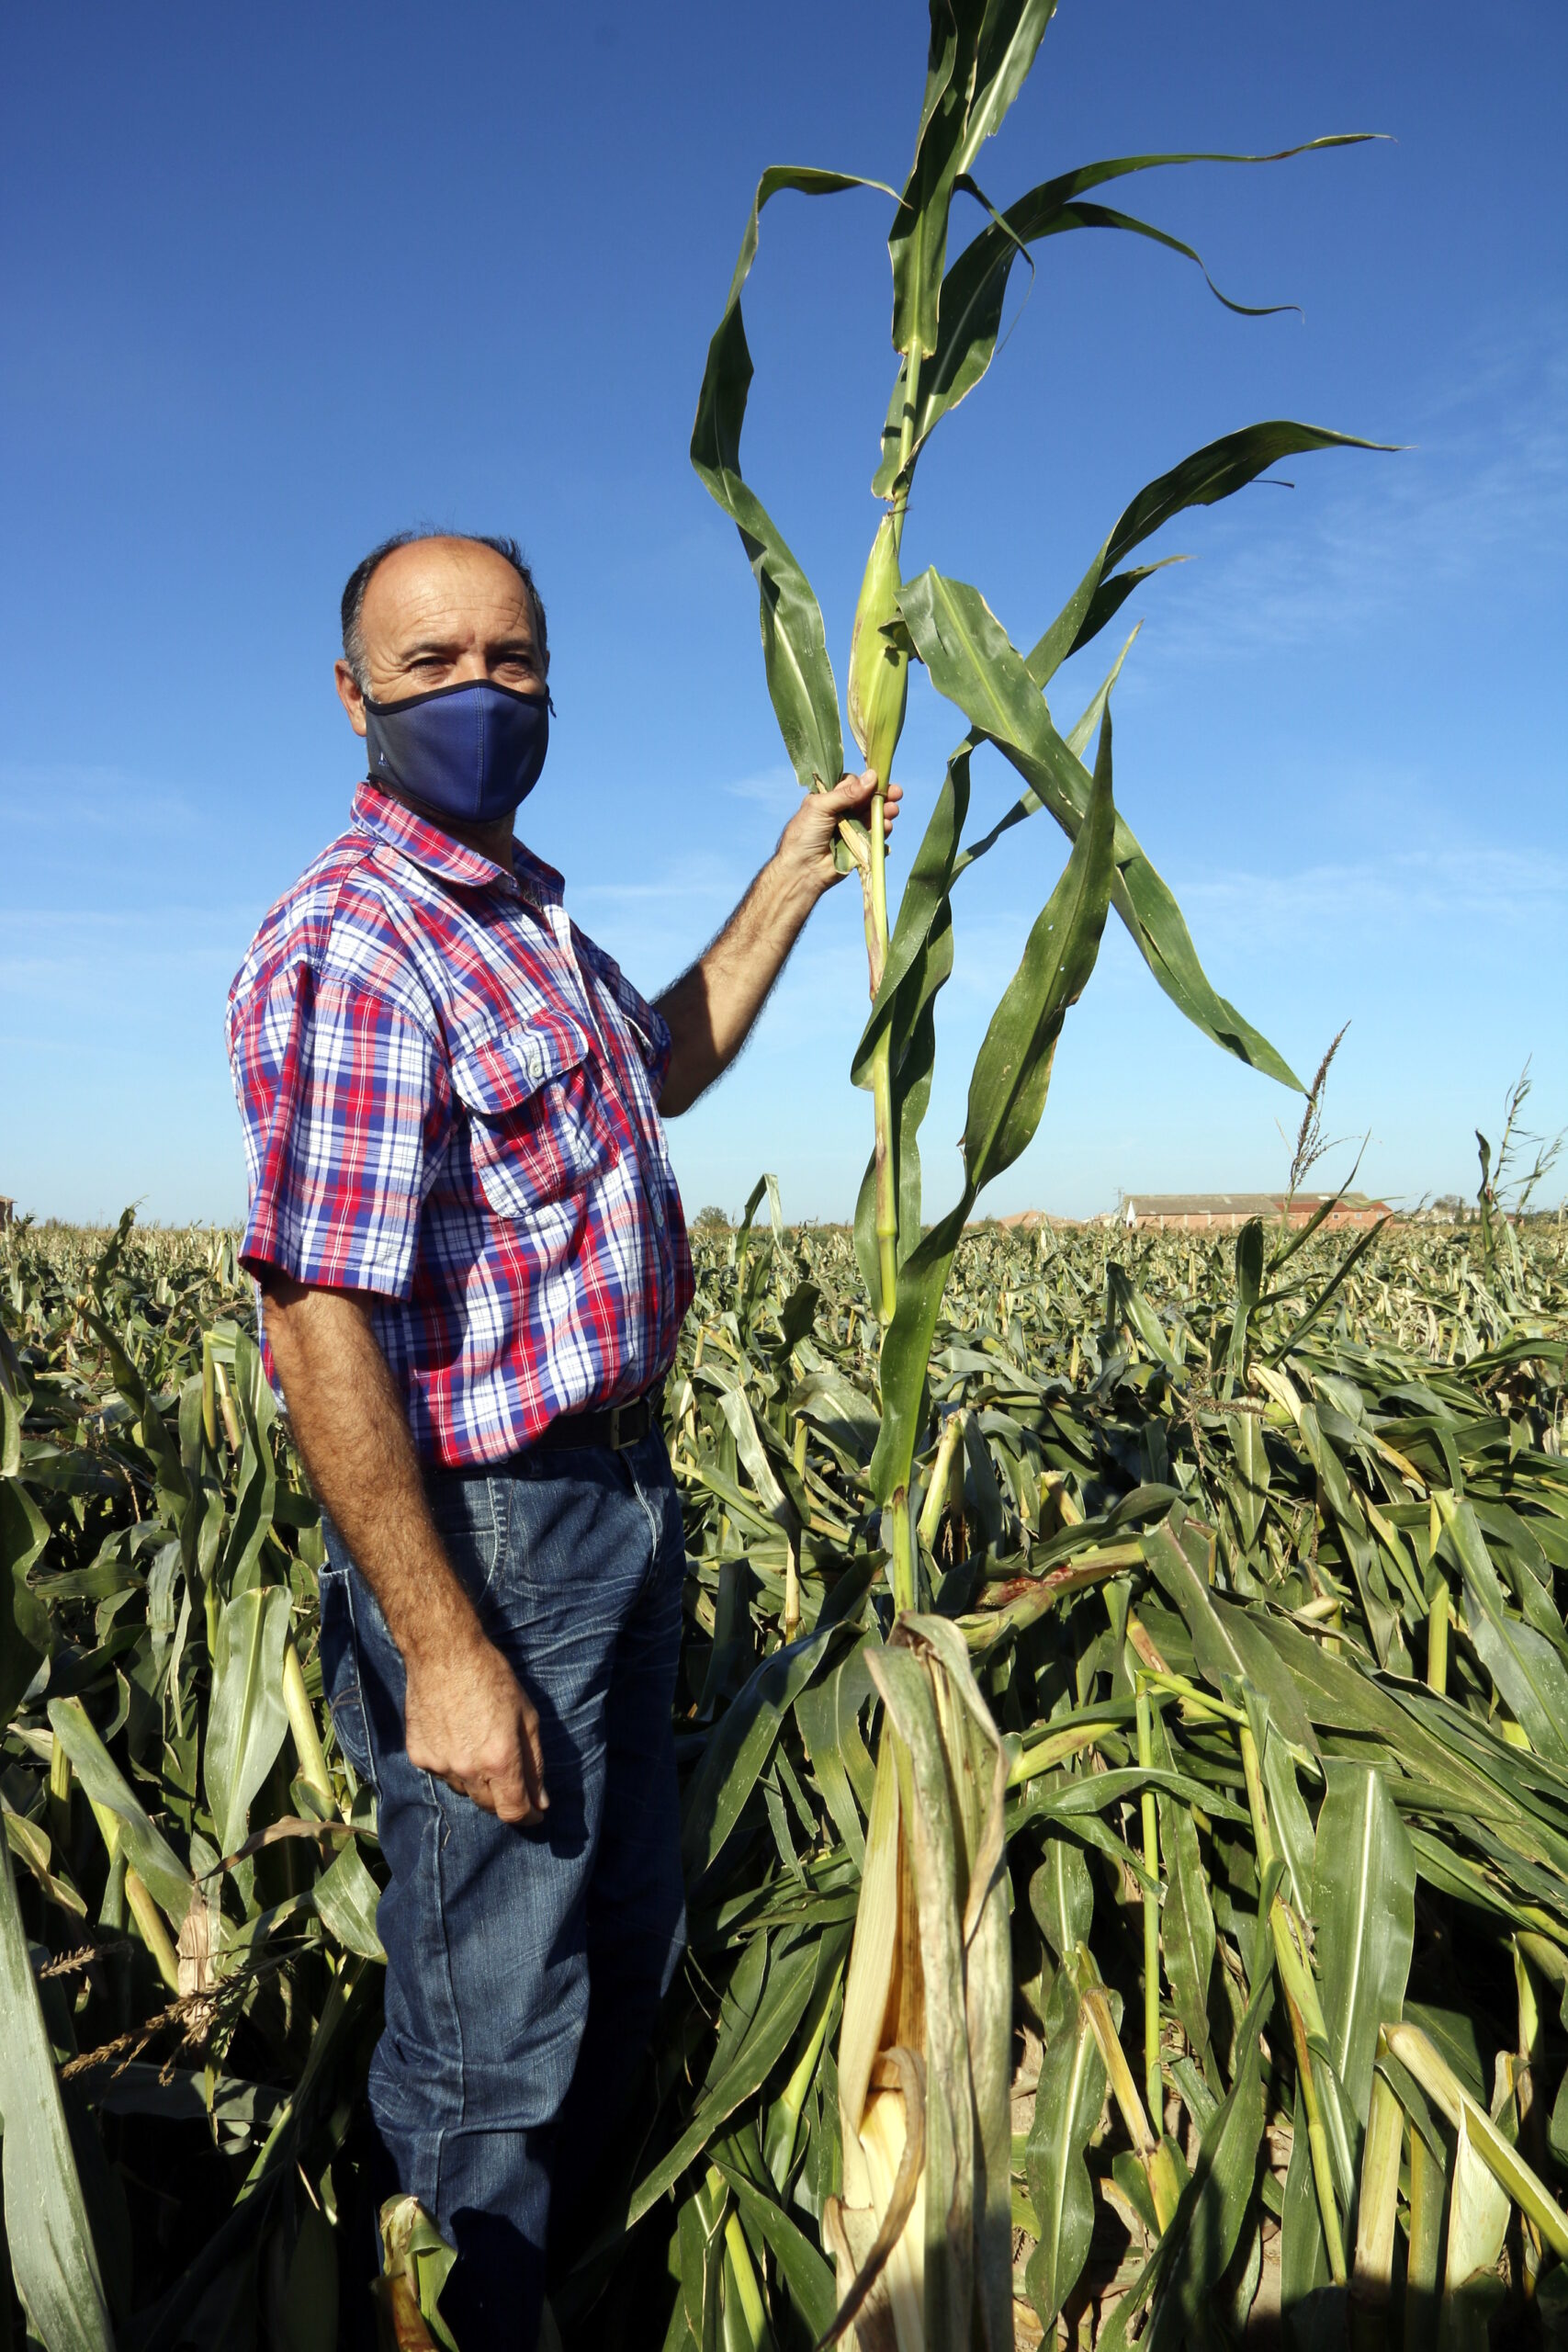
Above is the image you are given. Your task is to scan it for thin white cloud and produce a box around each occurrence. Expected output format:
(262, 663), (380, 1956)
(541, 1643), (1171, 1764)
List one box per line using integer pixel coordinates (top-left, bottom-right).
(1178, 843), (1568, 932)
(1134, 311), (1568, 662)
(571, 868), (740, 911)
(722, 767), (799, 812)
(0, 763), (197, 834)
(0, 906), (245, 999)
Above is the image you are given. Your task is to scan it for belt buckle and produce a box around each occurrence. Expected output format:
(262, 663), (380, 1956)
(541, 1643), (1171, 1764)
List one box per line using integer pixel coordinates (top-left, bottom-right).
(607, 1401), (627, 1451)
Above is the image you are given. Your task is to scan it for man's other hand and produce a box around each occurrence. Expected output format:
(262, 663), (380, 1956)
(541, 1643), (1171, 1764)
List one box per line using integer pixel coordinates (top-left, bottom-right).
(405, 1629), (549, 1826)
(775, 768), (903, 899)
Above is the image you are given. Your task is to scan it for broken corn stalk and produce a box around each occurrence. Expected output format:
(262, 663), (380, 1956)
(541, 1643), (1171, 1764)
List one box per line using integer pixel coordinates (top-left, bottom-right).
(1350, 2066), (1403, 2329)
(1382, 2022), (1568, 2258)
(825, 1617), (1011, 2350)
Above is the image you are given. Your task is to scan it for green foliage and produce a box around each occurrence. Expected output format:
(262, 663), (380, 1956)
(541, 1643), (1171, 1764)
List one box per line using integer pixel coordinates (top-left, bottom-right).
(1, 11), (1554, 2341)
(0, 1827), (114, 2348)
(688, 0), (1389, 1605)
(6, 1212), (1568, 2345)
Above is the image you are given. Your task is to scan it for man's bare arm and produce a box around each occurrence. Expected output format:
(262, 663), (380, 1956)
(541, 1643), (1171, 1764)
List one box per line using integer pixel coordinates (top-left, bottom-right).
(261, 1272), (547, 1825)
(655, 768), (900, 1118)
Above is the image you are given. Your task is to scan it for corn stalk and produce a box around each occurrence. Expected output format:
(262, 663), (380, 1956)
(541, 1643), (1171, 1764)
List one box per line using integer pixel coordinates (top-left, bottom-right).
(688, 3), (1387, 2341)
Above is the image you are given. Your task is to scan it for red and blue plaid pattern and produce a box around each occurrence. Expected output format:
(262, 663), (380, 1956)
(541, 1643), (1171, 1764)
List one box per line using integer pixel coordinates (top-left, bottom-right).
(227, 782), (693, 1467)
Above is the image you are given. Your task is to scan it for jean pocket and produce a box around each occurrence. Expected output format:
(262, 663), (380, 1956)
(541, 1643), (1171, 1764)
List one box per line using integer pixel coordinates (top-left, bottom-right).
(317, 1565), (376, 1787)
(425, 1473), (509, 1600)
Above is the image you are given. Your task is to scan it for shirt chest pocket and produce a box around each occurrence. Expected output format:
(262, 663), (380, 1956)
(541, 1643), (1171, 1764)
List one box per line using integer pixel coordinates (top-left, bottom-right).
(448, 1018), (620, 1221)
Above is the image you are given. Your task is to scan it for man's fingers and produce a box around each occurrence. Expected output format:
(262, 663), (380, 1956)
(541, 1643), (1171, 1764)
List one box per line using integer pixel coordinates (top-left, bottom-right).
(474, 1702), (547, 1821)
(824, 769), (903, 819)
(457, 1761), (538, 1825)
(519, 1710), (549, 1813)
(487, 1770), (536, 1826)
(820, 766), (877, 810)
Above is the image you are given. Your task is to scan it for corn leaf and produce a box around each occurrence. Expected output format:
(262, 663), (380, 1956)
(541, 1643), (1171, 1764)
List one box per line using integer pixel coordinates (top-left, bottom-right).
(47, 1694), (193, 1926)
(869, 708), (1114, 1503)
(711, 2153), (837, 2338)
(1023, 1970), (1107, 2331)
(852, 747), (970, 1299)
(1441, 1493), (1568, 1769)
(1384, 2022), (1568, 2258)
(1149, 1712), (1216, 2074)
(1101, 1975), (1273, 2352)
(312, 1839), (386, 1962)
(1278, 2099), (1332, 2314)
(1143, 1991), (1269, 2352)
(0, 1828), (116, 2350)
(1313, 1764), (1416, 2144)
(874, 136), (1375, 494)
(681, 1571), (870, 1885)
(691, 168), (890, 797)
(626, 1939), (819, 2228)
(901, 564), (1304, 1089)
(886, 0), (989, 363)
(1, 1477), (51, 1724)
(1442, 2109), (1510, 2352)
(203, 1582), (292, 1860)
(795, 1643), (877, 1868)
(1141, 1517), (1319, 1756)
(1029, 1836), (1093, 1963)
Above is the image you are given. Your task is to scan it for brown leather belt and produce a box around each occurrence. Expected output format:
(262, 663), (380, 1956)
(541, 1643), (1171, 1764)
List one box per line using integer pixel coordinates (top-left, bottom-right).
(526, 1388), (662, 1454)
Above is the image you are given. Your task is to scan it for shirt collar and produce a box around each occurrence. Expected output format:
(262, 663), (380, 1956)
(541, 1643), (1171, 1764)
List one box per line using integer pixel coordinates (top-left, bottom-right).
(352, 779), (564, 911)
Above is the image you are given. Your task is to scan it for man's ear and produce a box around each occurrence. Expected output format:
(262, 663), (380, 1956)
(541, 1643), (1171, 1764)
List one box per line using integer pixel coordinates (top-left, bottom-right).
(334, 659), (369, 739)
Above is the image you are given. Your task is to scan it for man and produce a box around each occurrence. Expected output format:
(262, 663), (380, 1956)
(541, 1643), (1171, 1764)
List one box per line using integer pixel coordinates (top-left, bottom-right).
(226, 530), (897, 2346)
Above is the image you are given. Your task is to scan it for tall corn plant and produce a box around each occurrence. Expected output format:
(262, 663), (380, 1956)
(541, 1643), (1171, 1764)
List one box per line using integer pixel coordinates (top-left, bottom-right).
(692, 4), (1380, 2338)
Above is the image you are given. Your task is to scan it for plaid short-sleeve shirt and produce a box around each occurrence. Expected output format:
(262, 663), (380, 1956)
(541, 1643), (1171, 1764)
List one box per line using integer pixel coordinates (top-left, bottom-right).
(226, 782), (693, 1466)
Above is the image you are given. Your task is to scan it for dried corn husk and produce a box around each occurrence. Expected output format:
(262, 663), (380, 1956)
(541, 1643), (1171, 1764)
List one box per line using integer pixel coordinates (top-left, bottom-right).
(824, 1615), (1012, 2351)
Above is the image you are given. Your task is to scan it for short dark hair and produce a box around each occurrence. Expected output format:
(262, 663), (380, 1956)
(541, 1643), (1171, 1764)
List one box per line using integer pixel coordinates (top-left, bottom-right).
(340, 531), (548, 687)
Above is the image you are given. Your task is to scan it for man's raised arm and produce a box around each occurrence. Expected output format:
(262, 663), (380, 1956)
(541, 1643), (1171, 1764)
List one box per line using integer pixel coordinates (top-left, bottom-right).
(654, 766), (899, 1118)
(261, 1272), (547, 1824)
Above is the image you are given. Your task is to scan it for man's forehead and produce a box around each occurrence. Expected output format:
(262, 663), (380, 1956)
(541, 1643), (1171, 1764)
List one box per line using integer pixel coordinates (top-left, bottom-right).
(362, 539), (535, 644)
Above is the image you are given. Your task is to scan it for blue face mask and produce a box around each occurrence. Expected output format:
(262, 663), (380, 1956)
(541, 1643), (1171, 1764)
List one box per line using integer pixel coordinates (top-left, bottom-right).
(362, 679), (550, 825)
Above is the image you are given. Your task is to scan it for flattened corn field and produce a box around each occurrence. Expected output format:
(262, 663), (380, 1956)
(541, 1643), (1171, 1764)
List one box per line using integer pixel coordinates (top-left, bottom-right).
(4, 1207), (1568, 2349)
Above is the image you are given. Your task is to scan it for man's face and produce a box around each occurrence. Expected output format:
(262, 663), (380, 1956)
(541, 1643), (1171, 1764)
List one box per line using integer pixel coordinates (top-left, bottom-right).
(334, 537), (547, 739)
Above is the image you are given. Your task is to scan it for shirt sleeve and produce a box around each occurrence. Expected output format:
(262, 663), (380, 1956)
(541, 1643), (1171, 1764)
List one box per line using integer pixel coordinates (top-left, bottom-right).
(231, 960), (450, 1298)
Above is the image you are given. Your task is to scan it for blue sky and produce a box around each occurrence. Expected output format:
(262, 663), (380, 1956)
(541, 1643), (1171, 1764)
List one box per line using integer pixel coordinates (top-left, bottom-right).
(3, 0), (1563, 1227)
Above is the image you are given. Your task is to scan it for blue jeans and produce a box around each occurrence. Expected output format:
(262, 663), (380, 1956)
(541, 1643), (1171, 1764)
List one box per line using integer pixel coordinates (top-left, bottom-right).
(318, 1429), (687, 2349)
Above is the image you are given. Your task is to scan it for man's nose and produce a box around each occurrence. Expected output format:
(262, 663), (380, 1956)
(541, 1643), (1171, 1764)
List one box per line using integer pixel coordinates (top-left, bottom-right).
(449, 650), (491, 683)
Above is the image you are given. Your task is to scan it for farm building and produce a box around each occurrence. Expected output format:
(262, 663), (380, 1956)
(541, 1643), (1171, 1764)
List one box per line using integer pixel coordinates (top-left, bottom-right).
(1118, 1191), (1390, 1232)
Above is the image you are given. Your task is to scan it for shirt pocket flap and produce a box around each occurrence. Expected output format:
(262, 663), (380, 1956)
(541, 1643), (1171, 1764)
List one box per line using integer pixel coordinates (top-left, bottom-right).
(449, 1017), (594, 1119)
